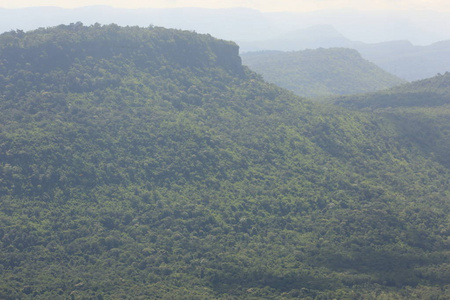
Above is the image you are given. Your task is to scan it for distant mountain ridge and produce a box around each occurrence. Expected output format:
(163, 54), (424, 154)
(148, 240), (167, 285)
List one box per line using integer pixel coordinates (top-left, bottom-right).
(1, 6), (450, 81)
(2, 6), (450, 45)
(238, 25), (354, 51)
(241, 48), (405, 98)
(240, 27), (450, 81)
(354, 40), (450, 81)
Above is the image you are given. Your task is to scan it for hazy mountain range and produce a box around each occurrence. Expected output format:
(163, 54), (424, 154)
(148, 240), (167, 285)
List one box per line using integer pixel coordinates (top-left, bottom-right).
(1, 6), (450, 45)
(1, 6), (449, 81)
(241, 25), (450, 81)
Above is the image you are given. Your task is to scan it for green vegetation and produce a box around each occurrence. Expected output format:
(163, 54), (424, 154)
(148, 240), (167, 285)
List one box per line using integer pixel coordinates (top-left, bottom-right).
(241, 48), (405, 98)
(334, 72), (450, 168)
(0, 24), (449, 299)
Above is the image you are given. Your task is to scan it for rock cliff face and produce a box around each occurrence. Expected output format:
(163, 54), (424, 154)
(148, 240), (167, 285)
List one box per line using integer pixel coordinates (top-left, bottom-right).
(209, 38), (243, 75)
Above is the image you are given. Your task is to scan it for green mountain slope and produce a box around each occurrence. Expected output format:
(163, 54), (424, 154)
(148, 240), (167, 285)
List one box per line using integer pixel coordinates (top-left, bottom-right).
(335, 72), (450, 109)
(1, 25), (450, 299)
(241, 48), (406, 98)
(334, 73), (450, 168)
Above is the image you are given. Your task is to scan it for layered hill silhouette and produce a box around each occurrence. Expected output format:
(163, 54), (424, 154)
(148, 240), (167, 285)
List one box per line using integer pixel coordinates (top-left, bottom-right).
(2, 6), (450, 81)
(2, 7), (450, 45)
(241, 48), (405, 98)
(354, 40), (450, 81)
(1, 24), (450, 299)
(241, 27), (450, 82)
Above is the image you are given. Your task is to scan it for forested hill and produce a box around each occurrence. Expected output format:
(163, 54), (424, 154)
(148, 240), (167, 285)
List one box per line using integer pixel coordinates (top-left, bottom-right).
(333, 73), (450, 168)
(241, 48), (405, 98)
(334, 72), (450, 110)
(0, 23), (243, 93)
(1, 24), (450, 299)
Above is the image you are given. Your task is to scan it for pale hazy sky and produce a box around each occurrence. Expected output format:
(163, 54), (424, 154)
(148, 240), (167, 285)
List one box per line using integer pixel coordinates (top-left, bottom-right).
(1, 0), (450, 12)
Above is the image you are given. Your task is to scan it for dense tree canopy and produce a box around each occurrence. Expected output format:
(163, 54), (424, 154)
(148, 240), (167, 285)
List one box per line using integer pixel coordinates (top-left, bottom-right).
(0, 24), (449, 299)
(334, 73), (450, 168)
